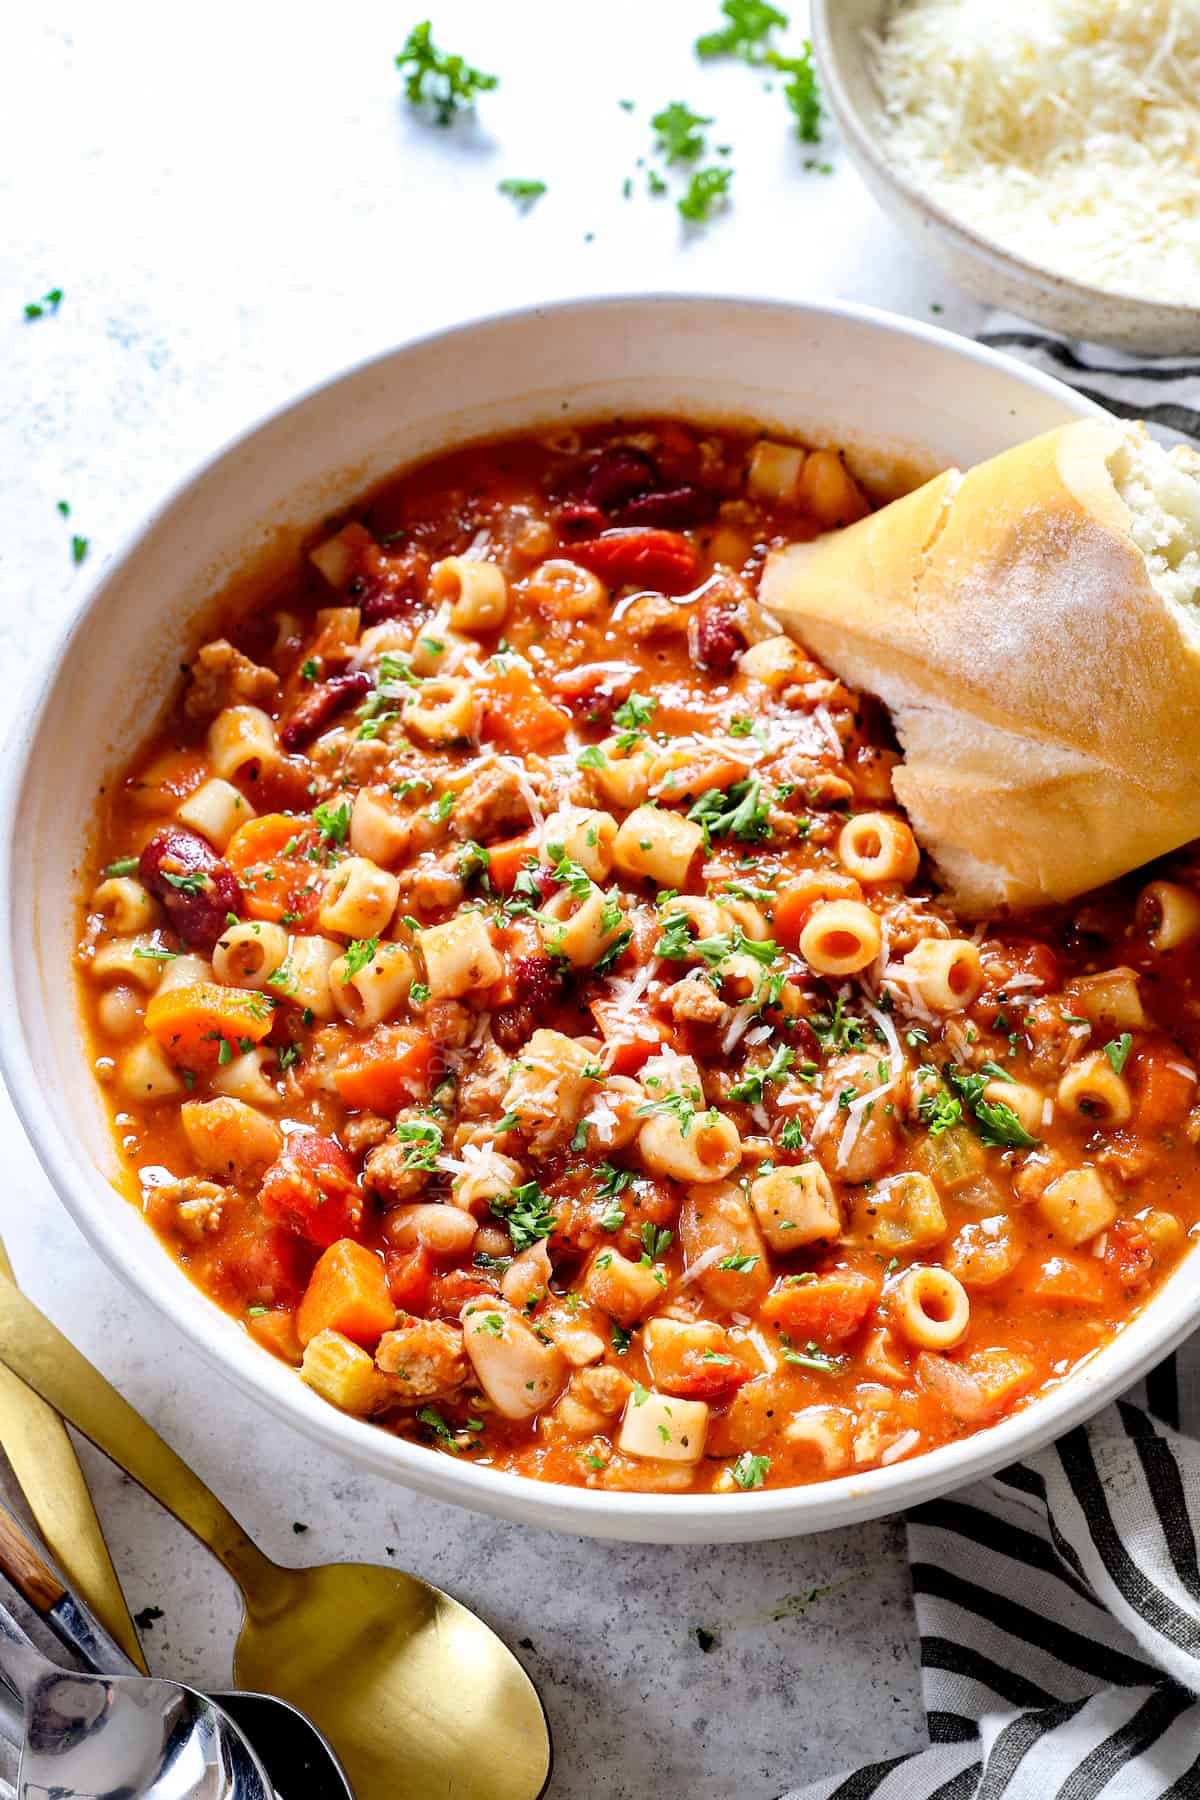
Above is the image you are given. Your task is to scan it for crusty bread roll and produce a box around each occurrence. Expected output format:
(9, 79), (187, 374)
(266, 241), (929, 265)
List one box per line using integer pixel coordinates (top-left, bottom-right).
(761, 419), (1200, 914)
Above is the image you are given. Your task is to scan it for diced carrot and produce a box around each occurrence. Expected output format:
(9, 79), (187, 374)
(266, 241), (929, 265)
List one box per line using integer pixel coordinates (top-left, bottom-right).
(386, 1245), (436, 1312)
(960, 1347), (1038, 1418)
(246, 1307), (303, 1365)
(297, 1239), (396, 1349)
(145, 981), (273, 1069)
(589, 998), (671, 1075)
(426, 1264), (497, 1317)
(1131, 1041), (1197, 1132)
(488, 832), (541, 893)
(1022, 1252), (1114, 1309)
(332, 1026), (437, 1114)
(477, 665), (571, 752)
(225, 812), (323, 926)
(759, 1267), (882, 1344)
(259, 1133), (365, 1247)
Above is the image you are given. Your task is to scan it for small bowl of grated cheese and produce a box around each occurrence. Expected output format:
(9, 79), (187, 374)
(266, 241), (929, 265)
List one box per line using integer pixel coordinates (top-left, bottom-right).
(812, 0), (1200, 353)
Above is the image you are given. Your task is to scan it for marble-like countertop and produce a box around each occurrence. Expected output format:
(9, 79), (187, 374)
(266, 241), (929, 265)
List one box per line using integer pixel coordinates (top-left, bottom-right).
(0, 6), (991, 1791)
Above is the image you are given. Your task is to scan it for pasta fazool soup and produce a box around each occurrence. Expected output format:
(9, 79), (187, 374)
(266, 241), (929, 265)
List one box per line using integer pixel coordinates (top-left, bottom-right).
(80, 419), (1200, 1496)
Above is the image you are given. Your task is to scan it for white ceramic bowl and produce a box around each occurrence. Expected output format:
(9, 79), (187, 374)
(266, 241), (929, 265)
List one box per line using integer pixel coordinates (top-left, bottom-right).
(3, 294), (1194, 1543)
(813, 0), (1200, 357)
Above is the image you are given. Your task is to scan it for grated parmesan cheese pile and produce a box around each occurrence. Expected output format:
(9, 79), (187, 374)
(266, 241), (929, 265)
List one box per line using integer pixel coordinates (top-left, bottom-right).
(869, 0), (1200, 304)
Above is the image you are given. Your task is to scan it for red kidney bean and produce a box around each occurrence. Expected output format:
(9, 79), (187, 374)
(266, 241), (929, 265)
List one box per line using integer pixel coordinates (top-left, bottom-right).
(553, 501), (606, 543)
(513, 956), (564, 1007)
(551, 662), (638, 721)
(580, 446), (659, 511)
(279, 671), (372, 751)
(493, 1004), (536, 1053)
(690, 599), (744, 674)
(352, 554), (430, 625)
(613, 485), (718, 529)
(139, 827), (241, 951)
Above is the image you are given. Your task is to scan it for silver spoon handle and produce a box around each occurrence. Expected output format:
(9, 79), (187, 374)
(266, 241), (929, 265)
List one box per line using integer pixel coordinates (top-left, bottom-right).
(0, 1601), (47, 1703)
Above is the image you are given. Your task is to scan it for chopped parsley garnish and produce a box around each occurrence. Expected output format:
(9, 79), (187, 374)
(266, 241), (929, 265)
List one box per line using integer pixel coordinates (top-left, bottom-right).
(640, 1222), (673, 1261)
(781, 1341), (841, 1373)
(809, 994), (867, 1053)
(636, 1086), (705, 1137)
(498, 178), (547, 209)
(728, 1043), (795, 1104)
(779, 1118), (806, 1151)
(731, 1451), (770, 1489)
(1104, 1033), (1133, 1075)
(774, 42), (821, 141)
(688, 777), (770, 845)
(918, 1087), (962, 1138)
(718, 1247), (758, 1273)
(926, 1063), (1040, 1150)
(612, 691), (658, 750)
(72, 535), (89, 566)
(395, 21), (498, 125)
(394, 1119), (444, 1173)
(300, 658), (319, 681)
(576, 744), (608, 771)
(312, 799), (351, 846)
(132, 945), (176, 962)
(159, 870), (206, 898)
(104, 857), (139, 879)
(416, 1405), (462, 1452)
(610, 1323), (632, 1355)
(490, 1181), (557, 1252)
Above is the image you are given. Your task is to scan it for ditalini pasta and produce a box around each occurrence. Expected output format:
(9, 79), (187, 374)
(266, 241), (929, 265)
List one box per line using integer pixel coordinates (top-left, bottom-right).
(77, 421), (1200, 1496)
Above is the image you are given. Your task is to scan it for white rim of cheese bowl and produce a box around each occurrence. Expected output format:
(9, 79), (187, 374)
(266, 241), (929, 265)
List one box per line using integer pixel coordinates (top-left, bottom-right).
(810, 0), (1200, 344)
(1, 291), (1186, 1545)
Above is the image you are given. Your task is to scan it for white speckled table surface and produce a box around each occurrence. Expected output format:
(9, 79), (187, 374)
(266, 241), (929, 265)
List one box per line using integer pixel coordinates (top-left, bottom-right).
(0, 6), (994, 1793)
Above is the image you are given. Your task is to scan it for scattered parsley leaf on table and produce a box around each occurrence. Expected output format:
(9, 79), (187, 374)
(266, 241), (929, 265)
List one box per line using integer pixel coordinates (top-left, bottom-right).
(651, 101), (713, 164)
(768, 43), (822, 142)
(395, 21), (498, 125)
(71, 534), (89, 566)
(23, 287), (63, 321)
(695, 0), (788, 62)
(497, 178), (547, 210)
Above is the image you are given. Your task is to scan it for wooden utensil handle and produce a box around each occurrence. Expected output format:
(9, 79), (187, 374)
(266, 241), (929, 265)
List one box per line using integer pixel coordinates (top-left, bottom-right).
(0, 1504), (64, 1614)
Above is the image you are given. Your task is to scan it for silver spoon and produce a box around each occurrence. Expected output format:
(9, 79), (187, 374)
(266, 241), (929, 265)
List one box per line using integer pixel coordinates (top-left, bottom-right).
(0, 1602), (275, 1800)
(0, 1500), (349, 1797)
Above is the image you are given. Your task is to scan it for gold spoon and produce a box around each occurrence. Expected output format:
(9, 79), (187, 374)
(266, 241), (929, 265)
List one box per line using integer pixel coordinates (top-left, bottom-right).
(0, 1271), (552, 1800)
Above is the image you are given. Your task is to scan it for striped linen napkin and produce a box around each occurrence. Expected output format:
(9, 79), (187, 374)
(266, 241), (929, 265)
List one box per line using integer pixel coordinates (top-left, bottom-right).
(784, 327), (1200, 1800)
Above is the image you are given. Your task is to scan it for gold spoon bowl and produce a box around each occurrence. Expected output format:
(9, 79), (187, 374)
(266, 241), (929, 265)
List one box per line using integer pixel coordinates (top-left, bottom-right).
(0, 1272), (552, 1800)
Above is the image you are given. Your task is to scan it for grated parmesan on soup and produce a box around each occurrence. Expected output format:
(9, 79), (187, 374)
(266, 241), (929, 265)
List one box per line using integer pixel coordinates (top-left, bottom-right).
(869, 0), (1200, 305)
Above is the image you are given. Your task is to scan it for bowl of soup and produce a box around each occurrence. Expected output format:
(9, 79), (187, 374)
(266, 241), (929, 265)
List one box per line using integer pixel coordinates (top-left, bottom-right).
(6, 294), (1192, 1543)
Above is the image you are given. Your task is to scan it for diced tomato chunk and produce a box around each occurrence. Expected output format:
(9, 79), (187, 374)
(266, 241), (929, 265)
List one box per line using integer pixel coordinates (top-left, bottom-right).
(1101, 1218), (1155, 1291)
(223, 1225), (318, 1308)
(426, 1266), (497, 1318)
(589, 998), (671, 1075)
(568, 529), (700, 596)
(664, 1351), (753, 1400)
(258, 1133), (365, 1247)
(759, 1267), (882, 1344)
(385, 1246), (436, 1313)
(1130, 1040), (1197, 1132)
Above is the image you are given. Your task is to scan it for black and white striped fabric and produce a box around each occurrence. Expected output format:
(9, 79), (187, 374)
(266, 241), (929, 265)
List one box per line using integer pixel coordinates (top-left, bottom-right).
(784, 327), (1200, 1800)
